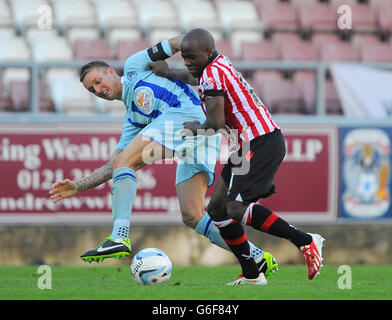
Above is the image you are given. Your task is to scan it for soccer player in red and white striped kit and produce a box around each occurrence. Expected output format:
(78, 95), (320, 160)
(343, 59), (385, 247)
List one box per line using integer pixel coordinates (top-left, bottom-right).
(148, 28), (325, 285)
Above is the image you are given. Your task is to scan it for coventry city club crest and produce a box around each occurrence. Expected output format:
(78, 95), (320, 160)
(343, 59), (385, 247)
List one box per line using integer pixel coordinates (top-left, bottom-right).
(134, 86), (154, 114)
(342, 128), (391, 218)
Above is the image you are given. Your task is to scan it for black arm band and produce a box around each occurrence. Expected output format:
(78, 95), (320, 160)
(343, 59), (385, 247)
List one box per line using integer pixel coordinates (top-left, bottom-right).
(147, 42), (170, 61)
(204, 89), (225, 96)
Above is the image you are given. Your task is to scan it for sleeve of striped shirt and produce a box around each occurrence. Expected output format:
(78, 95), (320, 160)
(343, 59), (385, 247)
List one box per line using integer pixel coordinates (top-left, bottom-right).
(201, 65), (225, 96)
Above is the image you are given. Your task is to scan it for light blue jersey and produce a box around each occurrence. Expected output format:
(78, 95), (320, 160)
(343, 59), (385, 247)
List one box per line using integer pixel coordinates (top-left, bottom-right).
(114, 41), (220, 186)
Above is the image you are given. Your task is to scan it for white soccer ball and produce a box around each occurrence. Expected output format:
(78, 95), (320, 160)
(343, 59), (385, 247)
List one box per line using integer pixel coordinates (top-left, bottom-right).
(130, 248), (172, 285)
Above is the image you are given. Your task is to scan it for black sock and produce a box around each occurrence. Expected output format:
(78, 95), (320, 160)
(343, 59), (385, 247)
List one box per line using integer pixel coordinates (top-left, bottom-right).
(215, 220), (259, 279)
(247, 204), (312, 249)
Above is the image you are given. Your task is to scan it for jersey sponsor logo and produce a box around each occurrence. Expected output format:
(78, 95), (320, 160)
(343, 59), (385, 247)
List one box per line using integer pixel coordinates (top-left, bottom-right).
(127, 71), (137, 81)
(202, 78), (216, 91)
(134, 86), (154, 114)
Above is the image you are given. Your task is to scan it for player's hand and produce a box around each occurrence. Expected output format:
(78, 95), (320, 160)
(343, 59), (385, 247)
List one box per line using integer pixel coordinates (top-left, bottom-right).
(49, 179), (78, 203)
(147, 60), (170, 77)
(181, 121), (201, 138)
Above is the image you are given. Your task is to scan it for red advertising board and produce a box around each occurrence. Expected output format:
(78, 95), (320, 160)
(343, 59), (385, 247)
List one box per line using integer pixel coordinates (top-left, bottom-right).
(0, 123), (338, 224)
(262, 125), (338, 222)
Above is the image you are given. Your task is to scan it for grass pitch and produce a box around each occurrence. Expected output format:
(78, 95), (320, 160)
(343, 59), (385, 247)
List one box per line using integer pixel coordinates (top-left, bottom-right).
(0, 264), (391, 300)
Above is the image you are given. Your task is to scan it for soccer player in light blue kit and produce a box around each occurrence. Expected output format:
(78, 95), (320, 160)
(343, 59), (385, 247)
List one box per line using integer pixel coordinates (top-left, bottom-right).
(49, 35), (278, 278)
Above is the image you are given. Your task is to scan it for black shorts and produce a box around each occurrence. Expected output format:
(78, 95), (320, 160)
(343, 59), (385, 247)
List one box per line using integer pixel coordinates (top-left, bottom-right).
(221, 129), (286, 205)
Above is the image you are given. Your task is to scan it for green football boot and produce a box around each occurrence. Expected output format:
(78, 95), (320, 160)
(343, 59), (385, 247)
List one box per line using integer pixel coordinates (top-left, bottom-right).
(258, 252), (279, 279)
(80, 236), (131, 263)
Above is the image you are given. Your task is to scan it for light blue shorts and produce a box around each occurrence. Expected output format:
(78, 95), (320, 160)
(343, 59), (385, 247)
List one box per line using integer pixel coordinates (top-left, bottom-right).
(117, 105), (221, 187)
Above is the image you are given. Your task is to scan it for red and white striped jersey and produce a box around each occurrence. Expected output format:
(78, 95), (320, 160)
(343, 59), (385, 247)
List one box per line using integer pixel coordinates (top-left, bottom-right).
(198, 54), (279, 143)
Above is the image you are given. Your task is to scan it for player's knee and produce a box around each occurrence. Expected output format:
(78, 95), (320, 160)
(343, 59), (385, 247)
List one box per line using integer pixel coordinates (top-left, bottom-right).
(112, 154), (140, 171)
(207, 201), (226, 221)
(113, 154), (124, 170)
(180, 209), (198, 229)
(226, 201), (246, 221)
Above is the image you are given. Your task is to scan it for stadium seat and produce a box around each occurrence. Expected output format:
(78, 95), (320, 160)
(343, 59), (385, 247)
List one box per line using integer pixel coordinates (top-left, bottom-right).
(376, 5), (392, 36)
(44, 68), (78, 86)
(293, 71), (316, 114)
(241, 41), (279, 61)
(31, 37), (73, 62)
(250, 70), (283, 100)
(10, 0), (48, 32)
(311, 33), (341, 55)
(116, 39), (150, 61)
(51, 0), (97, 32)
(49, 74), (97, 114)
(257, 2), (299, 33)
(350, 4), (378, 33)
(290, 0), (320, 8)
(107, 28), (143, 55)
(271, 32), (304, 50)
(252, 70), (284, 84)
(215, 0), (262, 35)
(369, 0), (392, 10)
(350, 34), (381, 50)
(209, 30), (225, 43)
(134, 0), (179, 33)
(24, 28), (59, 44)
(66, 27), (101, 46)
(0, 82), (11, 112)
(2, 68), (30, 92)
(215, 40), (236, 60)
(358, 42), (392, 62)
(280, 40), (317, 61)
(176, 0), (220, 33)
(325, 79), (343, 115)
(94, 0), (138, 32)
(38, 81), (55, 113)
(252, 72), (303, 114)
(319, 42), (359, 61)
(9, 81), (30, 112)
(292, 71), (342, 115)
(298, 3), (337, 34)
(0, 0), (13, 27)
(329, 0), (357, 9)
(74, 39), (112, 61)
(148, 29), (180, 47)
(9, 80), (55, 113)
(0, 36), (31, 61)
(229, 30), (263, 60)
(102, 99), (126, 115)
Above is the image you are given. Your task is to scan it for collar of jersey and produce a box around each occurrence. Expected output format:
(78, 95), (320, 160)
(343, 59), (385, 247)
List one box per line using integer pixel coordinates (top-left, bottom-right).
(208, 50), (219, 65)
(121, 76), (126, 101)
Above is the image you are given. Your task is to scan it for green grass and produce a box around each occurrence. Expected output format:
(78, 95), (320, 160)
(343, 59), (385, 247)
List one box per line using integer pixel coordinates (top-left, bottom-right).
(0, 265), (391, 300)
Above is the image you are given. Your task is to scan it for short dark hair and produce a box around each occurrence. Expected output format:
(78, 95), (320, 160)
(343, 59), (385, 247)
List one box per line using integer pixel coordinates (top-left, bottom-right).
(79, 61), (111, 82)
(183, 28), (215, 51)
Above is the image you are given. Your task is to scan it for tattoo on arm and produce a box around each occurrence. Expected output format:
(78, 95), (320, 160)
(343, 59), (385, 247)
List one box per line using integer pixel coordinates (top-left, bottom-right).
(168, 35), (184, 55)
(75, 149), (123, 192)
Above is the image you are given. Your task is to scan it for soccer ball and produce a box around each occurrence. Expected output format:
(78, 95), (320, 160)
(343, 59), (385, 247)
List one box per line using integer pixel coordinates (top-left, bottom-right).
(130, 248), (172, 285)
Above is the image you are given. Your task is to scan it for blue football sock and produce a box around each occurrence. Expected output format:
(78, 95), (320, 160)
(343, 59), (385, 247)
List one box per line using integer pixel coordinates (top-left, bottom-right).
(110, 167), (137, 241)
(195, 212), (265, 259)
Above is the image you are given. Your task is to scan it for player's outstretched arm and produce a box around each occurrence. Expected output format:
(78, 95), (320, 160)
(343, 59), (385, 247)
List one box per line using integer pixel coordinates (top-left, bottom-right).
(147, 35), (198, 85)
(48, 148), (123, 203)
(168, 35), (184, 55)
(147, 60), (198, 85)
